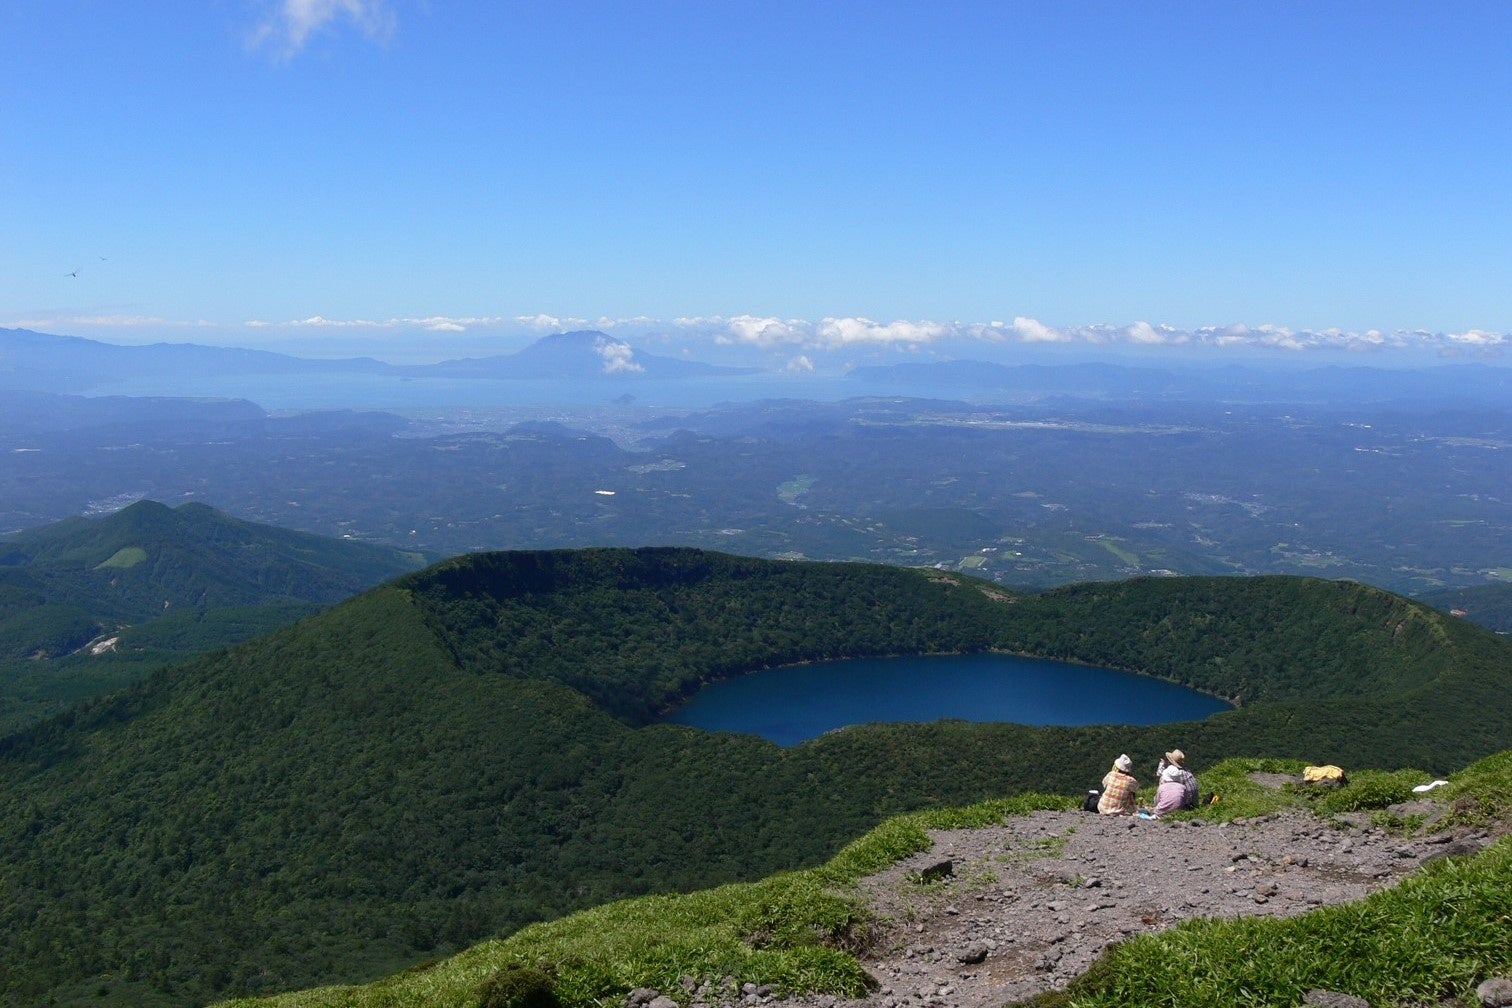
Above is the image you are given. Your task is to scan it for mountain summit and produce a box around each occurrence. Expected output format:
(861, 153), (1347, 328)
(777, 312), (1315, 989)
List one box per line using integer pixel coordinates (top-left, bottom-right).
(416, 330), (755, 380)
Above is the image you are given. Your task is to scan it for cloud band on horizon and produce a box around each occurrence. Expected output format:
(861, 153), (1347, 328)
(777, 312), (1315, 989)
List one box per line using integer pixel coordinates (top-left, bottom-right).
(5, 311), (1507, 358)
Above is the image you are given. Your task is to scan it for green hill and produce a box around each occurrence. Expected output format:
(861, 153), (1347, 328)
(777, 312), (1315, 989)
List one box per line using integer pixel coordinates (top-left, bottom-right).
(0, 548), (1507, 1007)
(0, 499), (428, 733)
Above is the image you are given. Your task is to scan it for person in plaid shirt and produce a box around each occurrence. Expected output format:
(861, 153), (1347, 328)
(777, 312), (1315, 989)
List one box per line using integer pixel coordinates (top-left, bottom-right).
(1097, 753), (1139, 815)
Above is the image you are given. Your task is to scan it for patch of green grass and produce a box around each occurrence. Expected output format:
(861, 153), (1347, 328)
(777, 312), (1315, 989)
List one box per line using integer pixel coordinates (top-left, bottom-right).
(1094, 539), (1138, 565)
(1304, 768), (1429, 815)
(1042, 836), (1512, 1008)
(1000, 830), (1073, 866)
(1437, 748), (1512, 833)
(1165, 760), (1433, 823)
(1369, 809), (1426, 835)
(94, 546), (147, 570)
(1173, 757), (1305, 821)
(776, 475), (816, 504)
(962, 866), (1000, 887)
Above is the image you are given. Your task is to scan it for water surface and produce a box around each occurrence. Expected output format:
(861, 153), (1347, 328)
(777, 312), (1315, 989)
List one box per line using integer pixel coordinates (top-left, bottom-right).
(664, 652), (1230, 745)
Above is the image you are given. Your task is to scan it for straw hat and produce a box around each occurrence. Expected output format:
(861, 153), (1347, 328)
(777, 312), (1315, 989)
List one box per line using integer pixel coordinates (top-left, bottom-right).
(1165, 749), (1187, 767)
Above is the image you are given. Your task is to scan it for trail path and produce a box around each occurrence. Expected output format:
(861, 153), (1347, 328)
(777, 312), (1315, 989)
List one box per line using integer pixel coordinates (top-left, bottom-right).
(692, 788), (1497, 1008)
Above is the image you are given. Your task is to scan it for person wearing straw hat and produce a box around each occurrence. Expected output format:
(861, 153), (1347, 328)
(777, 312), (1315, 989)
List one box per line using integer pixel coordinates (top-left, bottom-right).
(1097, 754), (1139, 815)
(1157, 748), (1199, 809)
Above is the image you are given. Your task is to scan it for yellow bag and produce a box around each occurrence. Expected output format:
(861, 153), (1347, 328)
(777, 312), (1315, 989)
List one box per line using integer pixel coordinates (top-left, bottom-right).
(1303, 764), (1346, 784)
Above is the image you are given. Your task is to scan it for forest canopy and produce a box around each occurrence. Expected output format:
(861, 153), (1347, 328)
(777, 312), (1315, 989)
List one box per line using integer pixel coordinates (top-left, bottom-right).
(1, 547), (1507, 1008)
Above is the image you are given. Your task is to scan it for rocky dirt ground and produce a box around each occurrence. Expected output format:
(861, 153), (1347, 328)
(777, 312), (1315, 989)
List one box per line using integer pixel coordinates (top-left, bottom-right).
(663, 779), (1504, 1008)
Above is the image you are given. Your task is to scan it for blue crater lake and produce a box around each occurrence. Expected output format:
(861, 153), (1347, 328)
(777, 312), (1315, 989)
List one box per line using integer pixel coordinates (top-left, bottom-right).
(664, 652), (1232, 746)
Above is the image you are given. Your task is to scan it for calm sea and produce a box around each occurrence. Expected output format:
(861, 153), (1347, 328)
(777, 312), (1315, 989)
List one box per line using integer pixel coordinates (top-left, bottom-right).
(663, 652), (1231, 745)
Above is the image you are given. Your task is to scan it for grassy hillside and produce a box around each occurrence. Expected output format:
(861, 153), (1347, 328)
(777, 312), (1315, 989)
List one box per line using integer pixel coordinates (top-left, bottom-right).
(0, 548), (1507, 1007)
(0, 499), (428, 733)
(208, 748), (1512, 1008)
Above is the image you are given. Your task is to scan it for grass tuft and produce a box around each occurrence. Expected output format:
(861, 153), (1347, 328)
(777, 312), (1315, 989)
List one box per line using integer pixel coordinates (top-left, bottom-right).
(477, 964), (559, 1008)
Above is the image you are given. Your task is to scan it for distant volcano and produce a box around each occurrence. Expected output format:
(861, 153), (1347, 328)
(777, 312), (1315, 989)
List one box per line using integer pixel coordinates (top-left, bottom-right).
(413, 330), (755, 380)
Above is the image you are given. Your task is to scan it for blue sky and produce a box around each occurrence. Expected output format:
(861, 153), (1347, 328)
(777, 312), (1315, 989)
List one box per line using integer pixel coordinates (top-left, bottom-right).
(3, 2), (1510, 366)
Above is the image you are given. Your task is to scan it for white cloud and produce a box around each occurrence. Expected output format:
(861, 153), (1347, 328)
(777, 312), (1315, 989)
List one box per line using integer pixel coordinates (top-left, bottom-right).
(1009, 316), (1069, 343)
(1445, 328), (1506, 347)
(595, 338), (643, 374)
(1125, 321), (1186, 345)
(5, 314), (213, 329)
(815, 317), (950, 346)
(1251, 325), (1307, 351)
(597, 315), (656, 330)
(286, 315), (383, 328)
(248, 314), (527, 331)
(512, 314), (565, 331)
(675, 314), (809, 347)
(785, 355), (815, 373)
(673, 314), (955, 349)
(252, 0), (395, 58)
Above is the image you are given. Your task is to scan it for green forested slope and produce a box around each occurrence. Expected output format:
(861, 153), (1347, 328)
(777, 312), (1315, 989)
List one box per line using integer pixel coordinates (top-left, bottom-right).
(2, 498), (425, 625)
(0, 499), (427, 733)
(0, 549), (1507, 1007)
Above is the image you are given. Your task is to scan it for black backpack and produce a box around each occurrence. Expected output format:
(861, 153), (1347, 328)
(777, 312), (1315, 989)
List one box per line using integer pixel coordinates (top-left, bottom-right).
(1081, 789), (1100, 812)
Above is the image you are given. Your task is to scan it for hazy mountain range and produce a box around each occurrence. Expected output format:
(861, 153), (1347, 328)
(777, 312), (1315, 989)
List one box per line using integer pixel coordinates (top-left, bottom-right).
(0, 327), (750, 395)
(5, 326), (1509, 409)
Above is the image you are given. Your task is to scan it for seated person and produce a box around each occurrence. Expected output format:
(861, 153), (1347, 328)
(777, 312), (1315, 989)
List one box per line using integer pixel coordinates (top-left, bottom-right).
(1097, 754), (1138, 815)
(1150, 763), (1188, 817)
(1157, 748), (1199, 809)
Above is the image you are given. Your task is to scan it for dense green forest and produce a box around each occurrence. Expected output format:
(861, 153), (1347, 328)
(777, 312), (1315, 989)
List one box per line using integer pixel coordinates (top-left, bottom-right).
(0, 548), (1508, 1007)
(0, 499), (426, 733)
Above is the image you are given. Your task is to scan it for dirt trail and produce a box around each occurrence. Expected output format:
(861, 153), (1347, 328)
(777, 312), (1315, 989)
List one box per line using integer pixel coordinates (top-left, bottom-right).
(701, 790), (1496, 1008)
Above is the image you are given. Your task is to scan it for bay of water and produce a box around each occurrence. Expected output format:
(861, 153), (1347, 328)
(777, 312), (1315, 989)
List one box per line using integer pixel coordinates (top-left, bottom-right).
(86, 371), (873, 412)
(663, 652), (1231, 745)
